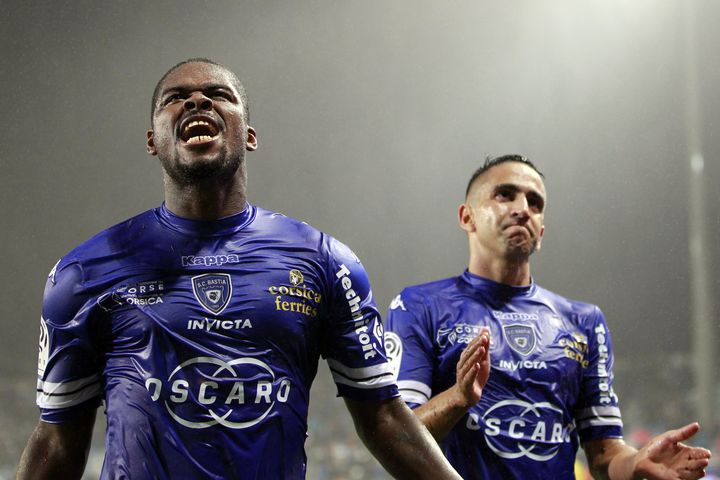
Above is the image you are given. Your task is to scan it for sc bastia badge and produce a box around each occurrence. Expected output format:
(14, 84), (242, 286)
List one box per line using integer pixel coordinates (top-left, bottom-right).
(503, 324), (536, 356)
(192, 273), (232, 315)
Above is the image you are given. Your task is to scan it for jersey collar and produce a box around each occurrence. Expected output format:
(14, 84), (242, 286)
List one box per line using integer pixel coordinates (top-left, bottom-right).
(460, 269), (536, 299)
(156, 202), (256, 237)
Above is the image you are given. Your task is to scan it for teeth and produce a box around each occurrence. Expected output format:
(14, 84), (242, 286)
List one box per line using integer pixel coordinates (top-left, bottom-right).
(185, 120), (209, 132)
(187, 135), (214, 144)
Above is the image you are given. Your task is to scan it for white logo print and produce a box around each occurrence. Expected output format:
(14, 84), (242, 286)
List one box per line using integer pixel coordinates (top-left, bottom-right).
(384, 331), (403, 380)
(38, 317), (50, 376)
(145, 356), (291, 429)
(466, 399), (573, 461)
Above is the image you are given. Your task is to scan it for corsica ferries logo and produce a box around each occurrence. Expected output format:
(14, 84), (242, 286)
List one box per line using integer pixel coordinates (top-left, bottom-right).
(269, 269), (322, 317)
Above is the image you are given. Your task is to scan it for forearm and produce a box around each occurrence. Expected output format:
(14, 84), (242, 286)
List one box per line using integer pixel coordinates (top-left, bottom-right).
(585, 438), (640, 480)
(413, 385), (472, 441)
(17, 414), (95, 480)
(346, 397), (461, 480)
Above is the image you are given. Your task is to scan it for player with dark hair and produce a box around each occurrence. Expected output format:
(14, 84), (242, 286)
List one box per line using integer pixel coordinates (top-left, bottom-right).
(384, 155), (712, 479)
(16, 58), (462, 479)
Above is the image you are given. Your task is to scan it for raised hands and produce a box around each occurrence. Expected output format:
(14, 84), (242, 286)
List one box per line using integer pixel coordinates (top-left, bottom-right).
(632, 422), (712, 480)
(454, 328), (491, 408)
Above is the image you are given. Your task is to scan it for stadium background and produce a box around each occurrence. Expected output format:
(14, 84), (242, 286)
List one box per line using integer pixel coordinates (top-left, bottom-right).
(1, 1), (718, 478)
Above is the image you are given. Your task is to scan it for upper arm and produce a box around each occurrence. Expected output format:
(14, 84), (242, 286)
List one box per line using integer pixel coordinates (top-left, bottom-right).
(38, 261), (104, 422)
(323, 239), (397, 400)
(384, 292), (435, 407)
(575, 307), (623, 443)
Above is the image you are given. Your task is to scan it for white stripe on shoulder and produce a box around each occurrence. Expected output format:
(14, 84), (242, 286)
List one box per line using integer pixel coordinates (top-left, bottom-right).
(397, 380), (431, 399)
(36, 374), (102, 409)
(327, 359), (396, 390)
(575, 406), (622, 419)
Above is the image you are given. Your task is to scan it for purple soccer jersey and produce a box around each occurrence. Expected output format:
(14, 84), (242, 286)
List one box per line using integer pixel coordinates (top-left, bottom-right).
(36, 203), (397, 479)
(385, 271), (623, 480)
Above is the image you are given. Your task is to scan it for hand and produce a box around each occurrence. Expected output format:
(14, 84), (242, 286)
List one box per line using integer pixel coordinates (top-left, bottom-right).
(453, 328), (490, 408)
(633, 422), (711, 480)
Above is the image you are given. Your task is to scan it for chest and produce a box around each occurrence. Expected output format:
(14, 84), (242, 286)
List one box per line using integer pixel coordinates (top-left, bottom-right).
(433, 302), (589, 393)
(96, 259), (327, 357)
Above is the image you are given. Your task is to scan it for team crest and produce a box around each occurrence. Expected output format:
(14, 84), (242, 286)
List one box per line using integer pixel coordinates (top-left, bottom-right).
(192, 273), (232, 315)
(503, 324), (536, 356)
(289, 269), (304, 286)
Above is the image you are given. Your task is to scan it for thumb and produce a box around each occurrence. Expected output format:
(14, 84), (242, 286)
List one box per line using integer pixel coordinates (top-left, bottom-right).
(663, 422), (700, 445)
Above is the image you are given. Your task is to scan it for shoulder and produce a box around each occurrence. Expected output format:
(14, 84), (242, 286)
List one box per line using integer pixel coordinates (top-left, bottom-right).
(389, 276), (459, 313)
(251, 206), (324, 241)
(533, 284), (606, 325)
(49, 209), (157, 288)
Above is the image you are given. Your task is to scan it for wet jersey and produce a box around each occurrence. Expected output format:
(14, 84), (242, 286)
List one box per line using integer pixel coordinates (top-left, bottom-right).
(385, 271), (623, 480)
(36, 203), (397, 479)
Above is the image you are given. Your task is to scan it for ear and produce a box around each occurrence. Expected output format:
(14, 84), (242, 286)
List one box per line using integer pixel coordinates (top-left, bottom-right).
(458, 203), (475, 233)
(245, 126), (258, 151)
(146, 129), (157, 155)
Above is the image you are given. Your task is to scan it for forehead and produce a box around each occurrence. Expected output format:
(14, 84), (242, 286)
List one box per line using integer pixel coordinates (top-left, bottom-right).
(160, 62), (238, 93)
(472, 162), (546, 197)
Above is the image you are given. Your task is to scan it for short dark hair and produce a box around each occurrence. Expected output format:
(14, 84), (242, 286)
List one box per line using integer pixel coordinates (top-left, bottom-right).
(465, 154), (544, 198)
(150, 58), (249, 124)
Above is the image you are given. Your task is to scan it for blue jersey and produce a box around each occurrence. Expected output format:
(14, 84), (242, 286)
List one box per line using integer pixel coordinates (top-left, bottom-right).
(385, 271), (623, 480)
(36, 203), (397, 479)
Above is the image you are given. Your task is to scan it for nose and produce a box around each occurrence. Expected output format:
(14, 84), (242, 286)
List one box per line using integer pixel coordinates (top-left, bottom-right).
(510, 195), (530, 219)
(183, 91), (213, 112)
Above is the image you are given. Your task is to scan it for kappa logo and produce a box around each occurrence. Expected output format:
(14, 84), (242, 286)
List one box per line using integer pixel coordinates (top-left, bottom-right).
(192, 273), (232, 315)
(389, 294), (406, 311)
(503, 324), (537, 356)
(289, 269), (304, 286)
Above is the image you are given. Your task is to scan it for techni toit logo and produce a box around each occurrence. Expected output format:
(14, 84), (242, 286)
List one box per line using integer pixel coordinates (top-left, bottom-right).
(145, 356), (291, 429)
(268, 269), (322, 318)
(466, 399), (574, 461)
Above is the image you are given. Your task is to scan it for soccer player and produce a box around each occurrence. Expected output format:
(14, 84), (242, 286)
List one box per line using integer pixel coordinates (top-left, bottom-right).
(384, 155), (712, 479)
(16, 58), (462, 479)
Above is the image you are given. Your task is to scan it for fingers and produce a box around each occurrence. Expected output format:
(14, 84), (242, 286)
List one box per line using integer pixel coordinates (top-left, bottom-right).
(668, 423), (700, 443)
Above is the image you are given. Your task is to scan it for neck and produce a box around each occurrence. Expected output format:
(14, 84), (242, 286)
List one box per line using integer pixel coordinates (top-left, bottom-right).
(467, 252), (532, 286)
(163, 171), (247, 220)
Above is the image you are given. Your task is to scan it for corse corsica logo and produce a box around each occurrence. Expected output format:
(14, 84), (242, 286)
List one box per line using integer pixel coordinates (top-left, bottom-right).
(192, 273), (232, 315)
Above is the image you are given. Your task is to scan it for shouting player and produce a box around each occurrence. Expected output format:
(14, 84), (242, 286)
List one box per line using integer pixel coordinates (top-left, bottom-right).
(16, 58), (462, 479)
(384, 155), (712, 479)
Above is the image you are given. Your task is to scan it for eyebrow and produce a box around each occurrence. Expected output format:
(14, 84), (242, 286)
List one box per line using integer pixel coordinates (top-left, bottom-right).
(493, 183), (546, 201)
(160, 83), (235, 96)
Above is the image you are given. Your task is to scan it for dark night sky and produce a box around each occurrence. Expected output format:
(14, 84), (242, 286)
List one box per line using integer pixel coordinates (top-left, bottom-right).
(1, 0), (718, 474)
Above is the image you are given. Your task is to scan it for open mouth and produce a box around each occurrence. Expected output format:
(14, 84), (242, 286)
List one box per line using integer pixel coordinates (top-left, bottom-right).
(180, 118), (220, 144)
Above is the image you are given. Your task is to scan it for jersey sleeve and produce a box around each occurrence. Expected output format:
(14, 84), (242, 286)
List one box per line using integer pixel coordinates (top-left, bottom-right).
(384, 290), (435, 408)
(37, 259), (104, 423)
(573, 306), (624, 442)
(322, 238), (398, 401)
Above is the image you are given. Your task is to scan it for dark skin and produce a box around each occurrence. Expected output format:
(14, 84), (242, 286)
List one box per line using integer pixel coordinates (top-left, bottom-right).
(17, 61), (461, 480)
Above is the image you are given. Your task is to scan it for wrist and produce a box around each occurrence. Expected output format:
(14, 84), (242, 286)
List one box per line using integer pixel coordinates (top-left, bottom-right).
(449, 385), (477, 411)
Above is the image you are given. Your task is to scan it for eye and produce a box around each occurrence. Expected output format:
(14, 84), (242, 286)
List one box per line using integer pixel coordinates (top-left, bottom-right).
(527, 195), (545, 212)
(162, 93), (184, 105)
(210, 90), (234, 101)
(495, 188), (514, 201)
